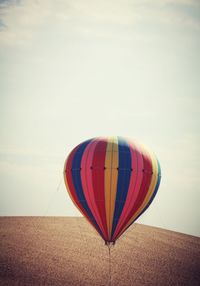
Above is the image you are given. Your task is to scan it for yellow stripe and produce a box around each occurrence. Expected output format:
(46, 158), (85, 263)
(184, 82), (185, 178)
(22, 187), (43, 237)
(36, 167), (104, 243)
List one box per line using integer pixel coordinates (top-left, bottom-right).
(117, 145), (159, 238)
(104, 137), (118, 240)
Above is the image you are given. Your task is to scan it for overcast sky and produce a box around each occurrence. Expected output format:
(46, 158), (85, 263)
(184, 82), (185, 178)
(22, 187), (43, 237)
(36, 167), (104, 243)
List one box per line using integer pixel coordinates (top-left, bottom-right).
(0, 0), (200, 237)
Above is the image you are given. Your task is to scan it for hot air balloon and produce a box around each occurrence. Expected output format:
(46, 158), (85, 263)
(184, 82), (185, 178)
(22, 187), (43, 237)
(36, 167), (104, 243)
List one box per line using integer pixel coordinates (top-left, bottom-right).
(63, 137), (161, 244)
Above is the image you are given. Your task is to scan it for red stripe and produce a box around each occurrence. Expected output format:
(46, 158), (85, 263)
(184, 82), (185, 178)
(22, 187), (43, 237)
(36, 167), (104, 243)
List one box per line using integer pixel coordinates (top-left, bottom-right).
(92, 139), (109, 240)
(64, 147), (103, 238)
(80, 139), (107, 238)
(112, 142), (144, 239)
(113, 150), (153, 241)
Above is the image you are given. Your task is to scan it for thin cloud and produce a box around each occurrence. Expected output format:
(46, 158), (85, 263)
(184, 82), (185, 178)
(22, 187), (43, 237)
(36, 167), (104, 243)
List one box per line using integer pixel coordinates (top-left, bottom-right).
(0, 0), (200, 48)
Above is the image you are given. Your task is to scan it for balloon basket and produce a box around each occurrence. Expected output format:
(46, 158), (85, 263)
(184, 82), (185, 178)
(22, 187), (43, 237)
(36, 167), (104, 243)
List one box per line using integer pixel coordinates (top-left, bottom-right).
(105, 241), (115, 247)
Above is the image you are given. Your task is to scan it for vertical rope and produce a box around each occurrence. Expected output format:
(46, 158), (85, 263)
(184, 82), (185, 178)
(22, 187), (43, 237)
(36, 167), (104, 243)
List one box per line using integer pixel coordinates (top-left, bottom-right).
(44, 175), (63, 216)
(31, 175), (63, 271)
(107, 244), (112, 286)
(56, 176), (63, 192)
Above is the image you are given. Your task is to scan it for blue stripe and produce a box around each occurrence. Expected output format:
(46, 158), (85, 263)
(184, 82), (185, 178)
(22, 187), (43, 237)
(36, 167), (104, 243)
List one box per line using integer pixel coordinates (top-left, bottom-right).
(71, 139), (104, 238)
(111, 137), (132, 237)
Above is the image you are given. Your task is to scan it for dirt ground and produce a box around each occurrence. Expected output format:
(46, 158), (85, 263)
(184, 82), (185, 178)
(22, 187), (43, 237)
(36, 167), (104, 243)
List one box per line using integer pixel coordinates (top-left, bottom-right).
(0, 217), (199, 286)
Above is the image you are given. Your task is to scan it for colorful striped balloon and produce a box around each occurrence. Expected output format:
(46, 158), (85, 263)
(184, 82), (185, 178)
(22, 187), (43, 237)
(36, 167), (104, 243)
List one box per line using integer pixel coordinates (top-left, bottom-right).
(63, 137), (161, 244)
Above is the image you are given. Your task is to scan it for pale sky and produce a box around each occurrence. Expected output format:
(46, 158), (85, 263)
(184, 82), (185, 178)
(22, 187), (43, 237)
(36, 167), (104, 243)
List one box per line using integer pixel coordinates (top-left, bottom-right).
(0, 0), (200, 237)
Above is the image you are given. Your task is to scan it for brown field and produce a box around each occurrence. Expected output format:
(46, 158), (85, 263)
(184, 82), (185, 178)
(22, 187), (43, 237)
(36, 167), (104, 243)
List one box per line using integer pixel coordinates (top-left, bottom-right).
(0, 217), (200, 286)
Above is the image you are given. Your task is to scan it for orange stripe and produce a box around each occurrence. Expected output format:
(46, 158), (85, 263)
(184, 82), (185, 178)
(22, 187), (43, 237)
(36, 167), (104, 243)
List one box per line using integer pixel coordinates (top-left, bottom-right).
(104, 137), (119, 240)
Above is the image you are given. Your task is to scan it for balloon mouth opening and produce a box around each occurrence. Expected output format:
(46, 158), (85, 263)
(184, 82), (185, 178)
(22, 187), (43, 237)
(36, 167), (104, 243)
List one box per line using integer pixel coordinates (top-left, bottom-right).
(105, 241), (115, 246)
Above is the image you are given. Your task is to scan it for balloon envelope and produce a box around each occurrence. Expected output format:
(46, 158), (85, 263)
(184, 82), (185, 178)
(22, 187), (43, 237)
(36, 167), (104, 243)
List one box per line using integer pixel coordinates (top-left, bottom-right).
(63, 137), (161, 243)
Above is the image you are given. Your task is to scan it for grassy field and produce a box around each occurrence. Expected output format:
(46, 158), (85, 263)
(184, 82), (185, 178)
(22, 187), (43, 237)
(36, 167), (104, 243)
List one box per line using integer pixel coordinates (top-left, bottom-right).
(0, 217), (200, 286)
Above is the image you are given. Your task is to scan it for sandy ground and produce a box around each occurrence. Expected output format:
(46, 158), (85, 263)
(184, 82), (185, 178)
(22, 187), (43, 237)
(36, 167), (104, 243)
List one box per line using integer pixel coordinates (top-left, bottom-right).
(0, 217), (199, 286)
